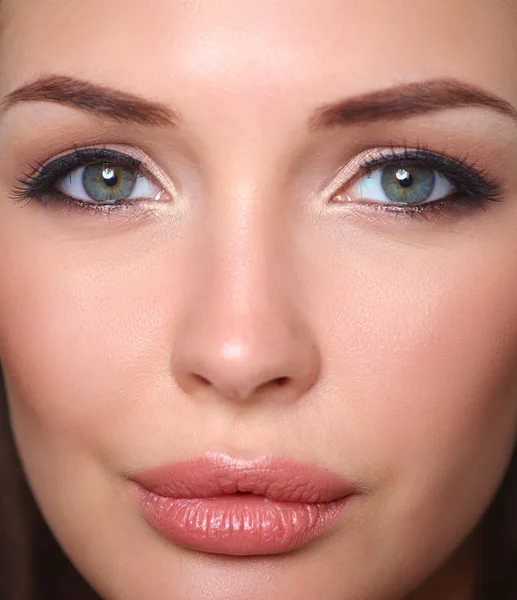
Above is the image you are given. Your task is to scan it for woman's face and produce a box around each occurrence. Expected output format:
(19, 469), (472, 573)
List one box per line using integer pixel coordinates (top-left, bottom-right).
(1, 1), (517, 598)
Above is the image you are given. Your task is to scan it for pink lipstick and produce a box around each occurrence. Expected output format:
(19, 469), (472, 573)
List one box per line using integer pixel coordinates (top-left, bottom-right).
(131, 453), (356, 555)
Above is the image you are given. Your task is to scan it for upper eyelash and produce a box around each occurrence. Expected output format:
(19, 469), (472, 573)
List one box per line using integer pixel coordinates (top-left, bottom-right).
(10, 144), (504, 218)
(9, 146), (147, 209)
(355, 146), (503, 204)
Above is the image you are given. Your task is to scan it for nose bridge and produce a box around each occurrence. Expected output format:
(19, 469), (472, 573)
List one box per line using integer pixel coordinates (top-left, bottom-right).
(215, 194), (283, 319)
(171, 185), (320, 404)
(196, 173), (285, 320)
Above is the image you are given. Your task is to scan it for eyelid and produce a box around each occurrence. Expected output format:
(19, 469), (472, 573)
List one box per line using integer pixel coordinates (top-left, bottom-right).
(316, 145), (503, 212)
(41, 144), (176, 198)
(111, 146), (177, 197)
(318, 147), (420, 201)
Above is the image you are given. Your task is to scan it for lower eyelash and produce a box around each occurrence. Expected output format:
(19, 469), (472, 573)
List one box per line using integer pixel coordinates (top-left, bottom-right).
(9, 147), (145, 211)
(366, 194), (490, 220)
(36, 190), (141, 215)
(10, 188), (139, 216)
(354, 146), (503, 215)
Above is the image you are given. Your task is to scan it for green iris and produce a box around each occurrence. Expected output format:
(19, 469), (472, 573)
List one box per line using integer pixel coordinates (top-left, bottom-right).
(381, 166), (435, 205)
(82, 164), (137, 203)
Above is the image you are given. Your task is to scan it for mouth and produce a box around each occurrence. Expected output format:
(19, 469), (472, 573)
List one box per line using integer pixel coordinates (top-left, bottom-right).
(130, 452), (357, 556)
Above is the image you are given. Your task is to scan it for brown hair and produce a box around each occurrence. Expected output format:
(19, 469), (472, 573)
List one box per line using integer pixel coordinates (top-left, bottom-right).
(0, 375), (100, 600)
(479, 447), (517, 599)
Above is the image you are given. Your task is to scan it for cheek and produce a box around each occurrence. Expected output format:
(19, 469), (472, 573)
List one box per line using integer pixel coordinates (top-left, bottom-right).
(310, 218), (517, 434)
(310, 225), (517, 560)
(0, 222), (184, 443)
(329, 252), (517, 446)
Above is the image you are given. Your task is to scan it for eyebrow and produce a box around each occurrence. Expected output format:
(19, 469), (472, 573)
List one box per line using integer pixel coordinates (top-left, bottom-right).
(2, 75), (515, 132)
(1, 74), (177, 127)
(310, 78), (517, 129)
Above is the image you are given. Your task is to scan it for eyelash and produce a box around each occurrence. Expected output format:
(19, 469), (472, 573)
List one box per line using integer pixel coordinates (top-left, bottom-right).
(343, 146), (503, 216)
(10, 146), (150, 214)
(10, 144), (503, 217)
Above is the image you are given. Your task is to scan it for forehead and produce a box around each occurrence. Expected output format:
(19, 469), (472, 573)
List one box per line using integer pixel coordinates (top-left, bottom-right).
(1, 0), (517, 122)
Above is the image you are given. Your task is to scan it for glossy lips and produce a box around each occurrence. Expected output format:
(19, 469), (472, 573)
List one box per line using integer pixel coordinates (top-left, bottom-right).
(131, 453), (356, 555)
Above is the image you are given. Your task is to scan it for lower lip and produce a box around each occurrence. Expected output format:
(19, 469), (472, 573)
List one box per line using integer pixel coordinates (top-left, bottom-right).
(136, 487), (351, 555)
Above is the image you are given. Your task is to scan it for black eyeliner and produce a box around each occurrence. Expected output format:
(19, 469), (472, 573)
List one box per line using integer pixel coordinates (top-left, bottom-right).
(10, 147), (142, 205)
(359, 148), (503, 205)
(10, 144), (504, 218)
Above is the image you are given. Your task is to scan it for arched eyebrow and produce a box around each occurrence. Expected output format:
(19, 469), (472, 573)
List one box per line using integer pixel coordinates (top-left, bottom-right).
(310, 78), (517, 129)
(1, 74), (178, 127)
(2, 75), (516, 131)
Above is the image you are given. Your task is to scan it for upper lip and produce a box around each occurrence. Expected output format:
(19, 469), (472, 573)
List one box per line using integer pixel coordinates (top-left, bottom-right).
(130, 452), (357, 503)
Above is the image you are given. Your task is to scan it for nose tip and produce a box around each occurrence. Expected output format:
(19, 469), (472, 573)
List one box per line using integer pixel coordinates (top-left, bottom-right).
(172, 313), (320, 405)
(199, 339), (289, 401)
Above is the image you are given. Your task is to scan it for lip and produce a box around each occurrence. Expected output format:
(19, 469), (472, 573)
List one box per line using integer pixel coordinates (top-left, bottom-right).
(130, 452), (357, 556)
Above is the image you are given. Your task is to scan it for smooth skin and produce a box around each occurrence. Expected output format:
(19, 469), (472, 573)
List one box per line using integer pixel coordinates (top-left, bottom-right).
(1, 1), (517, 598)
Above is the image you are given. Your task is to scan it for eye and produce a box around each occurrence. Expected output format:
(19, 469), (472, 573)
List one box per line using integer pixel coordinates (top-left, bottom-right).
(57, 163), (163, 205)
(328, 147), (503, 214)
(345, 164), (456, 206)
(10, 146), (172, 213)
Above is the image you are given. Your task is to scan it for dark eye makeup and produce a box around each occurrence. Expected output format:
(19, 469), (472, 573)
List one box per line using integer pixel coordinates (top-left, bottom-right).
(10, 147), (148, 214)
(343, 146), (503, 216)
(9, 144), (504, 217)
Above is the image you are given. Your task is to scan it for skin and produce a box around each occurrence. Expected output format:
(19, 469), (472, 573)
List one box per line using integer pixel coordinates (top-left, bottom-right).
(1, 0), (517, 598)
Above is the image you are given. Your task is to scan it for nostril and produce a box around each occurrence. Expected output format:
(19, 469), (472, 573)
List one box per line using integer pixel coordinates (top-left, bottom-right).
(253, 376), (290, 397)
(193, 374), (211, 387)
(190, 373), (290, 397)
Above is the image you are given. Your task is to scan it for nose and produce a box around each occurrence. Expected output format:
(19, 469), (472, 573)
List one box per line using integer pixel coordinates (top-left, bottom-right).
(171, 229), (320, 406)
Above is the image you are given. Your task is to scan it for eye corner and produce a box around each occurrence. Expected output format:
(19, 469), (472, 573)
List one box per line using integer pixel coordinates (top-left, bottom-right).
(10, 145), (173, 214)
(325, 145), (503, 215)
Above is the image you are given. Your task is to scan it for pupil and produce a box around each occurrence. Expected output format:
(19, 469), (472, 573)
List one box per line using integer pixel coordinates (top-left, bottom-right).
(102, 167), (118, 187)
(396, 169), (413, 188)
